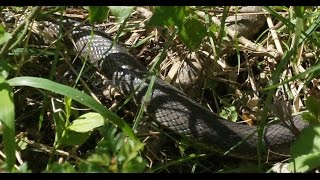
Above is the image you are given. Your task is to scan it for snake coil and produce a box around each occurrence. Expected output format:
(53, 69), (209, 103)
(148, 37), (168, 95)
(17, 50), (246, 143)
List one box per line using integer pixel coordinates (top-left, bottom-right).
(39, 19), (308, 160)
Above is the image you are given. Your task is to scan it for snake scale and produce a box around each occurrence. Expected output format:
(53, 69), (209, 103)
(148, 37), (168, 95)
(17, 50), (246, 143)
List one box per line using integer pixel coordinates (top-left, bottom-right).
(38, 19), (308, 161)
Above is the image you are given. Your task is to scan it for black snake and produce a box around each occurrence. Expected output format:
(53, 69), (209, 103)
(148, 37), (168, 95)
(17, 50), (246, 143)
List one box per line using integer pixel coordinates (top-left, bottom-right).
(37, 19), (308, 161)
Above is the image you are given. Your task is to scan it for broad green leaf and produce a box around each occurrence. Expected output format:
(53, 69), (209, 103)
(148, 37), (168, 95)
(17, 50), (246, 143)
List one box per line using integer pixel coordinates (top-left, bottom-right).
(86, 153), (110, 166)
(0, 25), (12, 46)
(305, 96), (320, 120)
(219, 106), (237, 122)
(0, 76), (15, 171)
(148, 6), (186, 28)
(178, 16), (207, 50)
(88, 6), (109, 23)
(46, 162), (77, 173)
(108, 6), (134, 23)
(68, 112), (104, 133)
(288, 153), (320, 173)
(7, 77), (138, 143)
(78, 155), (110, 172)
(60, 129), (90, 146)
(301, 112), (319, 125)
(289, 125), (320, 172)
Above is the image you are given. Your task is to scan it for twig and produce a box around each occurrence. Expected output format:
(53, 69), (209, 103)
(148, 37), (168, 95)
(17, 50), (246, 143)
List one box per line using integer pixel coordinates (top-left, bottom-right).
(21, 138), (84, 162)
(266, 16), (283, 54)
(303, 51), (318, 59)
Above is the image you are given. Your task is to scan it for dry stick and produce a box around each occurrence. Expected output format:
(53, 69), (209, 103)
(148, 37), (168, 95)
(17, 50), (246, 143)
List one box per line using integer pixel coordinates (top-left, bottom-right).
(266, 16), (283, 54)
(267, 16), (304, 114)
(266, 15), (289, 103)
(246, 55), (259, 94)
(0, 6), (43, 59)
(303, 51), (318, 59)
(21, 138), (84, 163)
(210, 76), (240, 86)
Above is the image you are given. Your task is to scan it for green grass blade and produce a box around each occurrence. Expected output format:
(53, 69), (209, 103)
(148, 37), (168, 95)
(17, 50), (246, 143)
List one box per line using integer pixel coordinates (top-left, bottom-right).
(292, 7), (304, 58)
(133, 75), (156, 130)
(303, 14), (320, 43)
(0, 76), (16, 171)
(7, 76), (139, 142)
(263, 59), (320, 91)
(263, 6), (320, 47)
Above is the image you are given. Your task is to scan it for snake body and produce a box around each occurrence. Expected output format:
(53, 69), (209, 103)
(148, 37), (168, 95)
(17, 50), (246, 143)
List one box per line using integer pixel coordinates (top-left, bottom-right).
(42, 20), (308, 160)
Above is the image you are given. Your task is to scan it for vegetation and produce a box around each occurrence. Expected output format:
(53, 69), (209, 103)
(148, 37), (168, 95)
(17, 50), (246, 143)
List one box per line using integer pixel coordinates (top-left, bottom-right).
(0, 6), (320, 173)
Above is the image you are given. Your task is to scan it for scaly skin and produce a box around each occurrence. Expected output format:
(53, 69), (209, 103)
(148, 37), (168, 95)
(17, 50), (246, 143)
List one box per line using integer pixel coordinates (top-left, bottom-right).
(42, 20), (308, 160)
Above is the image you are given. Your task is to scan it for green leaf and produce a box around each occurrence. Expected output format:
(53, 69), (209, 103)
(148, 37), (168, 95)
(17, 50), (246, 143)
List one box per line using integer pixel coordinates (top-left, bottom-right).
(16, 137), (28, 151)
(134, 34), (154, 48)
(68, 112), (105, 133)
(114, 133), (126, 152)
(78, 155), (110, 172)
(86, 153), (110, 166)
(219, 106), (237, 122)
(60, 129), (90, 146)
(301, 112), (319, 125)
(45, 162), (77, 173)
(0, 76), (15, 171)
(52, 104), (66, 144)
(108, 6), (134, 23)
(0, 25), (12, 46)
(7, 77), (138, 142)
(305, 96), (320, 119)
(289, 125), (320, 172)
(292, 16), (303, 56)
(64, 96), (72, 121)
(88, 6), (109, 23)
(209, 24), (220, 34)
(288, 153), (320, 173)
(178, 16), (207, 50)
(306, 96), (320, 116)
(0, 60), (10, 79)
(148, 6), (186, 28)
(293, 6), (304, 18)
